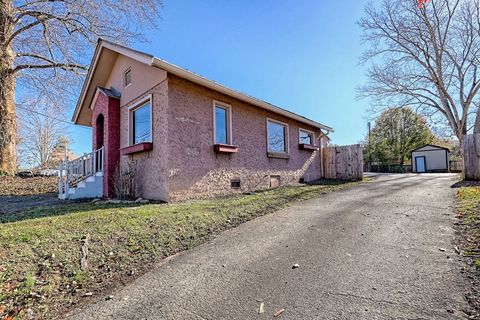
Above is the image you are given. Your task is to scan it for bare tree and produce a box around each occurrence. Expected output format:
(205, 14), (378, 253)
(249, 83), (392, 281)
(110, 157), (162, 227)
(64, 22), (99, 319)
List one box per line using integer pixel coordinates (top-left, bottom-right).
(17, 98), (70, 169)
(359, 0), (480, 178)
(0, 0), (163, 174)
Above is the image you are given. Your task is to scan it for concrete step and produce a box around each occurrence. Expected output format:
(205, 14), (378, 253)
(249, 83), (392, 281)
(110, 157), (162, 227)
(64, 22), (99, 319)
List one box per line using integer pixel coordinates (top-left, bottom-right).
(62, 174), (103, 200)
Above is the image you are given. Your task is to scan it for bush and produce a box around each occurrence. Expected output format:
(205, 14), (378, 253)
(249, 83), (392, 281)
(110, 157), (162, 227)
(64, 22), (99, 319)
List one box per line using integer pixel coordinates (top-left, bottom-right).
(112, 162), (138, 199)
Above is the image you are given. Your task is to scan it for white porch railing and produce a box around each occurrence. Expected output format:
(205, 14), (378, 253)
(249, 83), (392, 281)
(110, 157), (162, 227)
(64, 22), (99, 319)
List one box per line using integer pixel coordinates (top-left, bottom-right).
(58, 147), (104, 197)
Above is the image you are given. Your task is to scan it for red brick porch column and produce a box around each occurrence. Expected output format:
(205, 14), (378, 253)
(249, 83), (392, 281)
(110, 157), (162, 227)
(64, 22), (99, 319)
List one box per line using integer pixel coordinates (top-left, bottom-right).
(92, 89), (120, 198)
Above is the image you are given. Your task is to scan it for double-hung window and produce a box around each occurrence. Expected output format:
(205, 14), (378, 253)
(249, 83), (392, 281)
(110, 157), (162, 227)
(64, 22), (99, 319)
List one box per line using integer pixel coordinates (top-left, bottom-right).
(130, 98), (152, 145)
(214, 101), (232, 145)
(267, 119), (288, 154)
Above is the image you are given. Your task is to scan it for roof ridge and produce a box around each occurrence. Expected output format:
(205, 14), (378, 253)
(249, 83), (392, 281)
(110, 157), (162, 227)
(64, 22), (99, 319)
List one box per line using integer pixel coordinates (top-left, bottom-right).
(73, 39), (334, 132)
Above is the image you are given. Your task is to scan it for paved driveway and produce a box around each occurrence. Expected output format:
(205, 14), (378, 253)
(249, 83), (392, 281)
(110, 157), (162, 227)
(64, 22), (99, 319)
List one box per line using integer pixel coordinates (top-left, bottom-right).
(66, 174), (470, 320)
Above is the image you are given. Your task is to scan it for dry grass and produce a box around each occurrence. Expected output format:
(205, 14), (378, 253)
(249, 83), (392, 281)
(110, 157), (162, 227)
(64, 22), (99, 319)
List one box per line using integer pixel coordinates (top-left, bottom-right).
(455, 186), (480, 317)
(456, 187), (480, 237)
(0, 176), (57, 196)
(0, 180), (361, 320)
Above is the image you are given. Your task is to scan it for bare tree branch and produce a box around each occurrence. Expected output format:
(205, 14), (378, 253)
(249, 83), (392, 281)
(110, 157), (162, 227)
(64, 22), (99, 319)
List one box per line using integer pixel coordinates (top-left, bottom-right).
(359, 0), (480, 145)
(0, 0), (163, 173)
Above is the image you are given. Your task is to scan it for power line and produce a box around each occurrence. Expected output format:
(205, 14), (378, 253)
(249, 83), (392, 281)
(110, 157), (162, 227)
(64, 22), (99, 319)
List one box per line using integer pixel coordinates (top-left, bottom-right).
(16, 105), (92, 130)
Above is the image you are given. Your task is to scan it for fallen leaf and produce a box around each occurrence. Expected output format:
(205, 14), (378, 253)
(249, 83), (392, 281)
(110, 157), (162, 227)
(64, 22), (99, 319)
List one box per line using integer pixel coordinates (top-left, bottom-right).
(258, 302), (264, 314)
(274, 308), (285, 317)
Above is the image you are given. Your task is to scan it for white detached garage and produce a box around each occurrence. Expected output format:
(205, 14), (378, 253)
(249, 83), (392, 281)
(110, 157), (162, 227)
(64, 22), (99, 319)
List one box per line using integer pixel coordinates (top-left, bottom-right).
(411, 144), (450, 173)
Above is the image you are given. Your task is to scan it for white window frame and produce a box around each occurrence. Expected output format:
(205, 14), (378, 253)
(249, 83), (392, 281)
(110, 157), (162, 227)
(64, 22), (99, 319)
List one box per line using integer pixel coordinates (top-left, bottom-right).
(299, 128), (315, 146)
(266, 118), (289, 154)
(124, 68), (132, 88)
(128, 94), (153, 146)
(213, 100), (233, 145)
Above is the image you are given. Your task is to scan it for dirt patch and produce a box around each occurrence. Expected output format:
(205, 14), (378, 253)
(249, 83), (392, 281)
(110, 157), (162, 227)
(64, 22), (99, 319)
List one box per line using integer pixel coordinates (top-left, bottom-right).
(0, 194), (63, 216)
(0, 176), (57, 196)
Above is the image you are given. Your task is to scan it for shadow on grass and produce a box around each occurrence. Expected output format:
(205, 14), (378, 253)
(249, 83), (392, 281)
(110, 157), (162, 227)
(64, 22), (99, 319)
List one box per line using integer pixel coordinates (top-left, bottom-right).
(451, 180), (480, 188)
(0, 179), (355, 225)
(306, 179), (362, 185)
(0, 201), (151, 224)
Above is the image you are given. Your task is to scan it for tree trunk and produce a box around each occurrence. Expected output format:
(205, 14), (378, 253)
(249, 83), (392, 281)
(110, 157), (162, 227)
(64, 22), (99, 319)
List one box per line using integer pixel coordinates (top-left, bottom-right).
(0, 0), (17, 174)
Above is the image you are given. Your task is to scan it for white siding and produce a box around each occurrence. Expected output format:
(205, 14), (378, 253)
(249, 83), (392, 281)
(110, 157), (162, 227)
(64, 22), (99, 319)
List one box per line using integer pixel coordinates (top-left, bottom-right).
(412, 147), (449, 172)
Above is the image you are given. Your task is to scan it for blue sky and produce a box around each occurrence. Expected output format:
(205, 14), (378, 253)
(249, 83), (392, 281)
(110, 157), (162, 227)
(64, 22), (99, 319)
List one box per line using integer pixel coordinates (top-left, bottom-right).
(70, 0), (381, 154)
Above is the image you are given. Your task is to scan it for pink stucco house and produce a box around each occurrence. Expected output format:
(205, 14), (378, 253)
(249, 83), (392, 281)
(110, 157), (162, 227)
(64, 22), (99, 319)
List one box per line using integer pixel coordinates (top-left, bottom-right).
(59, 40), (333, 201)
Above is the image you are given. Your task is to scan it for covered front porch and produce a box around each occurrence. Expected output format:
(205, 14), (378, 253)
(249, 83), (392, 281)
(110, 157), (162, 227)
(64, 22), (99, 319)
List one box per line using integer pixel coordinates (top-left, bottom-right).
(59, 87), (121, 200)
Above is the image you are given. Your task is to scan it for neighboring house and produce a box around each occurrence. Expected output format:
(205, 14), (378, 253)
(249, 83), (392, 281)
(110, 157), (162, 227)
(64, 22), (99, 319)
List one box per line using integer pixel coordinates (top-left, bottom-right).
(411, 144), (449, 173)
(61, 39), (334, 201)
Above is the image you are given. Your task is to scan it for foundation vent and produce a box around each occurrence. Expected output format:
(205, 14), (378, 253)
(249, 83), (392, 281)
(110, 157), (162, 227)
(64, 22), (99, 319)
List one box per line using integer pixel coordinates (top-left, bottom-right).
(270, 175), (281, 188)
(231, 179), (241, 189)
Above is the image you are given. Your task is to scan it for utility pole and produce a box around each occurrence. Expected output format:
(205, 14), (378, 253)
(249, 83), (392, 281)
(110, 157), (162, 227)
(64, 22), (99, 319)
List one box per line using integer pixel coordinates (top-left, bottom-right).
(65, 140), (68, 161)
(368, 122), (372, 168)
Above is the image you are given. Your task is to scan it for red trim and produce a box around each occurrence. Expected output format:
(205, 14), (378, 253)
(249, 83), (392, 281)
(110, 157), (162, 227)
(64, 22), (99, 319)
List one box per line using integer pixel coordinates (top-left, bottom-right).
(214, 144), (238, 153)
(120, 142), (153, 155)
(299, 144), (319, 151)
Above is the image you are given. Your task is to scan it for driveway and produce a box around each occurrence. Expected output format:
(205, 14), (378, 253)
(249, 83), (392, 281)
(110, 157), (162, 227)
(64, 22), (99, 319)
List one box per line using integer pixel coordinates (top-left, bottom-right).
(66, 174), (470, 320)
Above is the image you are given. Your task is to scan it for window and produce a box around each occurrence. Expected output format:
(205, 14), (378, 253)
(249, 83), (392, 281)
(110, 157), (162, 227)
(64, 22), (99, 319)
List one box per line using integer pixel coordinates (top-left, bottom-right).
(267, 119), (288, 154)
(214, 101), (232, 145)
(124, 68), (132, 87)
(131, 100), (151, 145)
(299, 129), (313, 145)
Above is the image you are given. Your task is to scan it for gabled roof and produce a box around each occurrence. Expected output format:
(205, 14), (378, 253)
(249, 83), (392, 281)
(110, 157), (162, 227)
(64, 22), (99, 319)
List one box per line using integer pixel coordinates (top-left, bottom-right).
(411, 144), (450, 152)
(73, 39), (334, 132)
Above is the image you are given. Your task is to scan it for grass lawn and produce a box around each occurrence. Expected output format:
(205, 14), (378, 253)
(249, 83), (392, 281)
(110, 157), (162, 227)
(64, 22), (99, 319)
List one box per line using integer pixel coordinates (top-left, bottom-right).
(456, 186), (480, 264)
(0, 180), (361, 319)
(455, 185), (480, 315)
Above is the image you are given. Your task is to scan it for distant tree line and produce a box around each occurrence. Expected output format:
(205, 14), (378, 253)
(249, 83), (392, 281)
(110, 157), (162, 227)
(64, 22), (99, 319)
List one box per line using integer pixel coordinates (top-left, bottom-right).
(364, 107), (457, 166)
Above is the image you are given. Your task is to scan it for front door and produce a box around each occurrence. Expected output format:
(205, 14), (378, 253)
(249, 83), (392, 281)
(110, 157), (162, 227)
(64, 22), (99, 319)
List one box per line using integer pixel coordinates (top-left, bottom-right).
(415, 156), (426, 173)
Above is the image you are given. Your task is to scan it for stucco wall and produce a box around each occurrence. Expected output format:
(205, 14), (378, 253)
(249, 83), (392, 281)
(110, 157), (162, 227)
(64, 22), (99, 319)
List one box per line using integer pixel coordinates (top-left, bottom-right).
(118, 75), (170, 201)
(166, 75), (322, 201)
(110, 59), (325, 202)
(105, 55), (167, 108)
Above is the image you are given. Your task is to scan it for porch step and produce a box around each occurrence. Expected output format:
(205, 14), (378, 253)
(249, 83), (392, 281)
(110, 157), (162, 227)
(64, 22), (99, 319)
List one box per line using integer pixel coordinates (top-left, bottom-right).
(58, 146), (105, 200)
(65, 174), (103, 199)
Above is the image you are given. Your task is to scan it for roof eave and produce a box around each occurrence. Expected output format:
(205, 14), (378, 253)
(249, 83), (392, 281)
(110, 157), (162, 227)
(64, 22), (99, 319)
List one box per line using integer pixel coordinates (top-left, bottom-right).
(72, 39), (154, 124)
(151, 57), (334, 132)
(73, 40), (334, 132)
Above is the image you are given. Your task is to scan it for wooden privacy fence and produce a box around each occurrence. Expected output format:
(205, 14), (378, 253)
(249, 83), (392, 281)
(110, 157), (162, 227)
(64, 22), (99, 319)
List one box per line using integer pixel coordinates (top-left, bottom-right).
(464, 134), (480, 180)
(449, 160), (463, 173)
(323, 144), (363, 180)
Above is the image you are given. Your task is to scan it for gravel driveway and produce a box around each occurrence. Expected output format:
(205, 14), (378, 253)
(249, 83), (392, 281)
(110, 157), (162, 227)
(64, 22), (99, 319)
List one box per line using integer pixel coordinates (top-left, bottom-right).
(66, 173), (471, 320)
